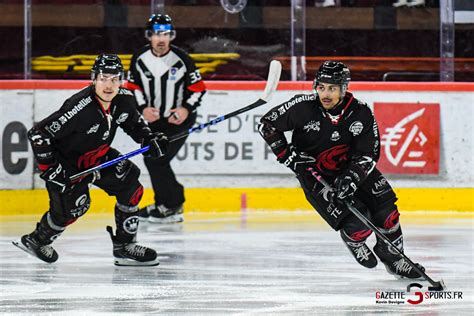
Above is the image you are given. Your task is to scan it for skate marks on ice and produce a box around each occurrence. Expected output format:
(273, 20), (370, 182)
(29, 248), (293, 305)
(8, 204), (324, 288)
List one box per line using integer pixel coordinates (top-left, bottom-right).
(0, 216), (472, 314)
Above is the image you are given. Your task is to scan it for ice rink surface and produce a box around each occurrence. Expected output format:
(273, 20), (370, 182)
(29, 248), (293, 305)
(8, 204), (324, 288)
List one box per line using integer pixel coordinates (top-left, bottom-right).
(1, 211), (472, 315)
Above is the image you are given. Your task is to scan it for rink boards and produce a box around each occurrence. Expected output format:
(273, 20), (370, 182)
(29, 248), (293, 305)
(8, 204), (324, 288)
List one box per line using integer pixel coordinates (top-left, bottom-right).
(0, 81), (473, 215)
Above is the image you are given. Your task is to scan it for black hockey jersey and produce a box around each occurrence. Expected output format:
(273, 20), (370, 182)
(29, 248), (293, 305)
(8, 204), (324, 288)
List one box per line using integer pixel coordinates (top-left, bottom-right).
(28, 85), (153, 173)
(260, 92), (380, 178)
(127, 44), (206, 117)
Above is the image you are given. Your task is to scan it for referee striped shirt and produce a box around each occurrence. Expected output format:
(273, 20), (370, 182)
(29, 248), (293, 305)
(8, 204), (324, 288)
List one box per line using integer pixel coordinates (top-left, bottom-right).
(127, 44), (206, 118)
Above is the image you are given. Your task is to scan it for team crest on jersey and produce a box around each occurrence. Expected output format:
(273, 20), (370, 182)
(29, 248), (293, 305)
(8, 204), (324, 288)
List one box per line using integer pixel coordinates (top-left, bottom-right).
(331, 131), (341, 141)
(116, 113), (129, 125)
(265, 112), (278, 121)
(303, 120), (321, 133)
(86, 123), (100, 134)
(169, 67), (178, 80)
(48, 121), (61, 134)
(349, 121), (364, 136)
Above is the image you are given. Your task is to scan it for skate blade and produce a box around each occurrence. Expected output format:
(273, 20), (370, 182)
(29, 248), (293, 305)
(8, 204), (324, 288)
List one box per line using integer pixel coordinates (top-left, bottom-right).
(12, 239), (57, 263)
(148, 214), (184, 224)
(12, 239), (38, 259)
(113, 258), (160, 267)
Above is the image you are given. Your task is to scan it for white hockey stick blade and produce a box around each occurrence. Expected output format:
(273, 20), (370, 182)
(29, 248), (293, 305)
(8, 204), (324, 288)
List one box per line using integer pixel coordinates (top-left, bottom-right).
(260, 60), (282, 102)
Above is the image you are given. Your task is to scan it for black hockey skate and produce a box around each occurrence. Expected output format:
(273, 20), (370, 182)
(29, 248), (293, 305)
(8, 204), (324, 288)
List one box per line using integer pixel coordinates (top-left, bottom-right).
(12, 233), (58, 263)
(340, 230), (377, 268)
(373, 240), (425, 279)
(106, 226), (159, 266)
(139, 203), (184, 224)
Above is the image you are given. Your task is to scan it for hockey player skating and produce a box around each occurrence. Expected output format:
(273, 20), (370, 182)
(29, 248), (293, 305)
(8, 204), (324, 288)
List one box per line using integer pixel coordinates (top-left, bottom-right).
(13, 54), (168, 266)
(127, 14), (206, 224)
(258, 61), (425, 279)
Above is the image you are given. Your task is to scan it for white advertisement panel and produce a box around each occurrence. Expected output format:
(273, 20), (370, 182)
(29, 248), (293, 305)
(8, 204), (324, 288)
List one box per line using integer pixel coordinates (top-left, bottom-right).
(0, 90), (34, 189)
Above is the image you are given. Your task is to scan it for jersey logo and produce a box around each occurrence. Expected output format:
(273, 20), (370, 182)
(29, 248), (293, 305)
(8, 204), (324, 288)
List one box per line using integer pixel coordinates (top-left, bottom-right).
(316, 144), (349, 171)
(118, 88), (133, 96)
(303, 120), (320, 133)
(371, 177), (391, 196)
(349, 121), (364, 136)
(77, 144), (110, 169)
(47, 121), (62, 134)
(86, 123), (100, 134)
(277, 95), (314, 116)
(116, 113), (129, 125)
(330, 131), (341, 141)
(265, 112), (278, 122)
(170, 67), (178, 80)
(58, 96), (92, 125)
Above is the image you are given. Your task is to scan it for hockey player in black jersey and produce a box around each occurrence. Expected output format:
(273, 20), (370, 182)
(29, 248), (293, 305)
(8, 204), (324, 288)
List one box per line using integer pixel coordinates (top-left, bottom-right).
(127, 14), (206, 224)
(258, 61), (425, 279)
(14, 54), (168, 266)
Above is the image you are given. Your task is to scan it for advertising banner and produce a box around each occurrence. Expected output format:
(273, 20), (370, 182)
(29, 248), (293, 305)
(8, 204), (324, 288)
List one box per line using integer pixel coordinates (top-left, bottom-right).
(374, 102), (440, 174)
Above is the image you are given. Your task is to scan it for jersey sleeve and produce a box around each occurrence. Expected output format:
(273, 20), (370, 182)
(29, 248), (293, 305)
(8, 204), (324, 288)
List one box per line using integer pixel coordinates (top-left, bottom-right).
(27, 100), (80, 171)
(346, 103), (380, 180)
(178, 49), (206, 114)
(258, 95), (303, 157)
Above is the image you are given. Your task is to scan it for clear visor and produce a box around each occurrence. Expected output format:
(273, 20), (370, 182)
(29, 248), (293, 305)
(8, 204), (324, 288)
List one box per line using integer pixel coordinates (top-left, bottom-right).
(91, 71), (123, 83)
(145, 29), (176, 40)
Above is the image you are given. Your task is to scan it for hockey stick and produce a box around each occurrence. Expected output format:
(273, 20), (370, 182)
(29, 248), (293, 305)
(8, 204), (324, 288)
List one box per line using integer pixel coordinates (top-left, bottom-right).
(70, 60), (282, 182)
(306, 167), (446, 291)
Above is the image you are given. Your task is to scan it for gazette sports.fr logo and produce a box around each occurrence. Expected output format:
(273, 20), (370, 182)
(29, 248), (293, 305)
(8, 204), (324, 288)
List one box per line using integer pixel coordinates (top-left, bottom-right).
(375, 283), (463, 305)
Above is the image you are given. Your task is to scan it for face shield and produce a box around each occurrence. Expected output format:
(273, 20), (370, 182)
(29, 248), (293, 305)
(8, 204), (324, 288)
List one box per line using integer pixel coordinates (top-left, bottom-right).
(145, 24), (176, 41)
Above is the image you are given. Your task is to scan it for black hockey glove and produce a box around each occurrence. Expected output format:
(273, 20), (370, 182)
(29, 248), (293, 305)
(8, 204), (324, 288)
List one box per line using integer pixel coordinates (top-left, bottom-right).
(40, 163), (72, 193)
(142, 132), (168, 158)
(277, 146), (316, 176)
(331, 168), (363, 202)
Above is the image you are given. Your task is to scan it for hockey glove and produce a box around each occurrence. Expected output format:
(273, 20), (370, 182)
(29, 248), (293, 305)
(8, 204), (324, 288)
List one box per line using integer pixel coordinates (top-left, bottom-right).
(331, 168), (363, 202)
(277, 146), (316, 176)
(40, 163), (72, 193)
(142, 132), (168, 158)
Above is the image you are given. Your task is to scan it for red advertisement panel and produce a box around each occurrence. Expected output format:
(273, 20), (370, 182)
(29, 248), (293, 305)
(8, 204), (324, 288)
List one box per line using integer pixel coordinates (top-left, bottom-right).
(374, 103), (440, 174)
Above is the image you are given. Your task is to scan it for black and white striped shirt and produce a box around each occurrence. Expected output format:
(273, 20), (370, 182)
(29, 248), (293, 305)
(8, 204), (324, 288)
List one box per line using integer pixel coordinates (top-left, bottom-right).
(127, 44), (206, 118)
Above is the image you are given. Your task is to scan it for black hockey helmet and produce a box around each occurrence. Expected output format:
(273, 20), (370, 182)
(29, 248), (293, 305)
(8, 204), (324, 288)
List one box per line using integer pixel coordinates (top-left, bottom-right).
(145, 14), (176, 40)
(313, 61), (351, 96)
(91, 54), (124, 80)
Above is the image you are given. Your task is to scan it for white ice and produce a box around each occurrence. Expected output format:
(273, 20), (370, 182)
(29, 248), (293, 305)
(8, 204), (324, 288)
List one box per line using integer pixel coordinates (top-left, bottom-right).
(1, 211), (472, 315)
